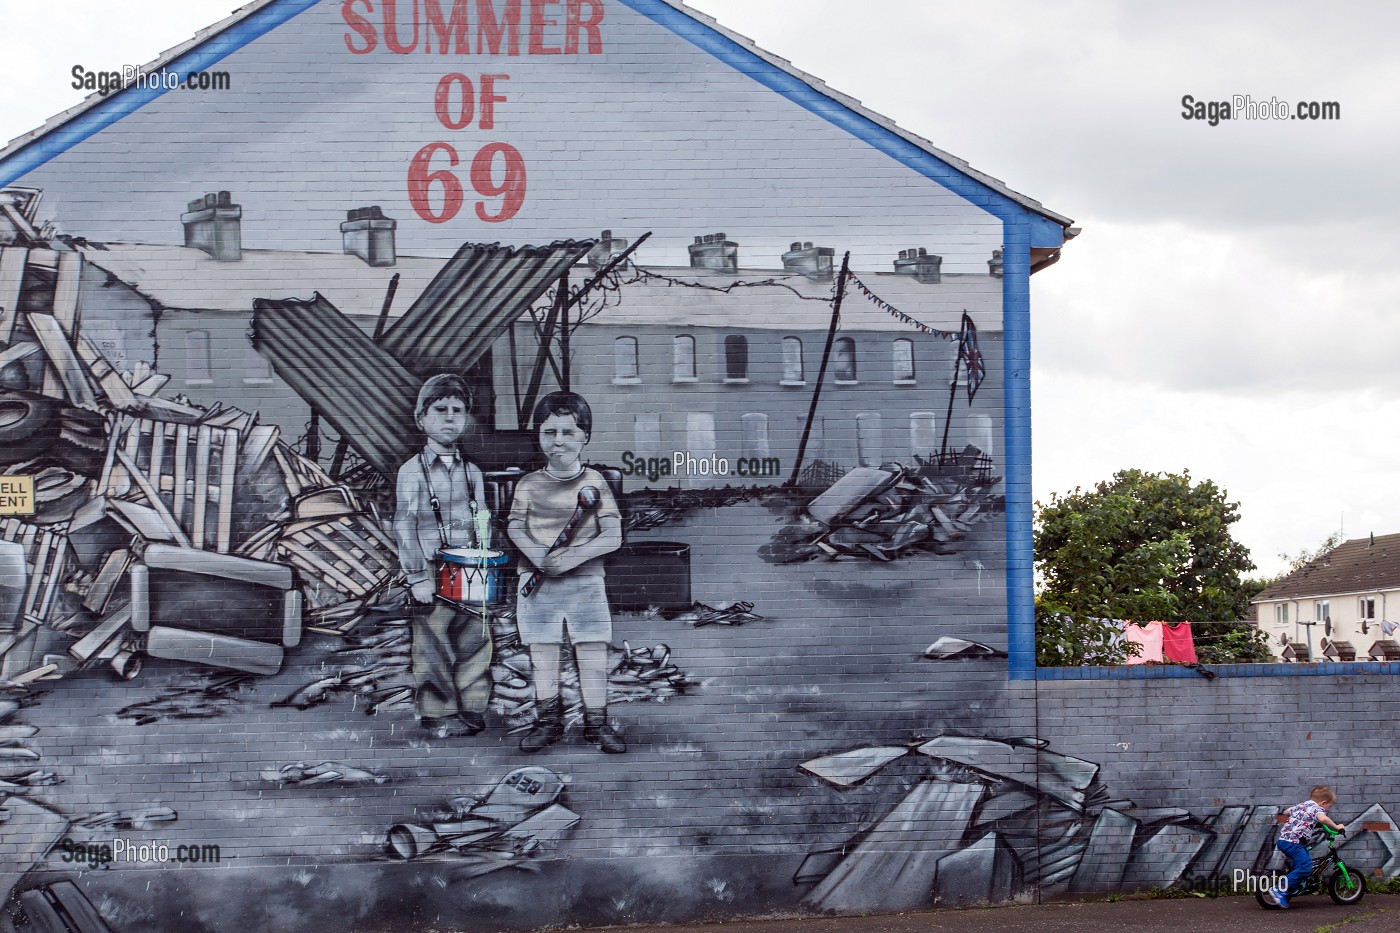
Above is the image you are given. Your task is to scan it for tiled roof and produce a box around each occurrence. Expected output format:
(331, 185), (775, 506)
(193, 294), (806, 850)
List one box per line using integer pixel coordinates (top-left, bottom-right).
(1253, 533), (1400, 602)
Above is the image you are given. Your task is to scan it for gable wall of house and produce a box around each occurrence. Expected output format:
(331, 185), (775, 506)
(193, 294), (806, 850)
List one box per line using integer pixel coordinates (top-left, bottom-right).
(4, 3), (1396, 931)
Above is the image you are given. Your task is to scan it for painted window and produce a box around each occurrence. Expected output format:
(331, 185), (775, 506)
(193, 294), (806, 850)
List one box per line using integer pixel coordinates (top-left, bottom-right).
(741, 413), (770, 458)
(686, 412), (716, 460)
(634, 413), (661, 459)
(892, 338), (915, 383)
(781, 336), (804, 384)
(724, 335), (749, 382)
(856, 412), (882, 467)
(833, 337), (857, 382)
(909, 412), (938, 458)
(673, 335), (696, 381)
(969, 413), (995, 458)
(613, 336), (640, 383)
(244, 346), (273, 384)
(186, 330), (212, 384)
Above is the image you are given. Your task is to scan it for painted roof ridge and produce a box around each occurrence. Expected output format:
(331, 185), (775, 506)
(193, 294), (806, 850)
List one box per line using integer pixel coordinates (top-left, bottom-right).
(655, 0), (1069, 227)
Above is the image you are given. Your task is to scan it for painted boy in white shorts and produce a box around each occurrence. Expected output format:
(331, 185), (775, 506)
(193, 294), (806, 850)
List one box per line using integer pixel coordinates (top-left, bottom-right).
(508, 391), (625, 753)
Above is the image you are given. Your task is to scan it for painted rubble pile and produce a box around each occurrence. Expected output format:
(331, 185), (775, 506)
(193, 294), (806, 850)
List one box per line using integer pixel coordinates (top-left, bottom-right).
(796, 735), (1400, 912)
(273, 610), (694, 727)
(760, 454), (1001, 564)
(384, 766), (580, 877)
(0, 242), (401, 688)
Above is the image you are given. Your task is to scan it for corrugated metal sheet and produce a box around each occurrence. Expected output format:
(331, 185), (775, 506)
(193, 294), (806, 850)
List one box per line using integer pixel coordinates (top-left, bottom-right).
(251, 293), (421, 478)
(380, 239), (595, 379)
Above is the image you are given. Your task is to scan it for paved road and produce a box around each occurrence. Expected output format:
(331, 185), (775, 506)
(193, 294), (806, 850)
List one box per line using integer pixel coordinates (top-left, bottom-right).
(575, 894), (1400, 933)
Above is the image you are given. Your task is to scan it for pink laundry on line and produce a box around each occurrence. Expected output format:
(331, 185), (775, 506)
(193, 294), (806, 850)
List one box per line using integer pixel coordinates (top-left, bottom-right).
(1123, 621), (1197, 664)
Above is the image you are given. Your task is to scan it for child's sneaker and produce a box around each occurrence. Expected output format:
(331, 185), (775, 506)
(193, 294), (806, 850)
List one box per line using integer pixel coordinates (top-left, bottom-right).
(1272, 885), (1289, 908)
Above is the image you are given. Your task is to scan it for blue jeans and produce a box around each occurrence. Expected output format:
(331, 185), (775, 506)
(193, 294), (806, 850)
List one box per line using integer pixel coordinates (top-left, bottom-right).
(1277, 839), (1312, 895)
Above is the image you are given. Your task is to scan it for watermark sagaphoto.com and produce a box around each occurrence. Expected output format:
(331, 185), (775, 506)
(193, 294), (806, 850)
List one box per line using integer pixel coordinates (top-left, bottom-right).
(72, 65), (231, 97)
(1182, 94), (1340, 126)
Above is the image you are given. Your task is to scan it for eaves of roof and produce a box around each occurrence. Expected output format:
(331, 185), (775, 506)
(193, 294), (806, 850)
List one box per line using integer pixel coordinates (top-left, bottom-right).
(1252, 533), (1400, 603)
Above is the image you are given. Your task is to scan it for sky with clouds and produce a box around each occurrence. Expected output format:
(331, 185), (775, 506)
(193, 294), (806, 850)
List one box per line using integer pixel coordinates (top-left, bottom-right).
(3, 0), (1396, 578)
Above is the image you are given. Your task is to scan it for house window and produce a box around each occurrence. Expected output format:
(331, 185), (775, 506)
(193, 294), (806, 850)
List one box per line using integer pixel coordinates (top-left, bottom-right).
(1360, 597), (1376, 619)
(892, 338), (915, 383)
(1315, 601), (1330, 623)
(1274, 604), (1290, 624)
(186, 330), (212, 384)
(724, 335), (749, 382)
(856, 412), (882, 467)
(833, 337), (857, 383)
(673, 335), (697, 382)
(781, 336), (804, 385)
(741, 412), (770, 458)
(613, 336), (640, 384)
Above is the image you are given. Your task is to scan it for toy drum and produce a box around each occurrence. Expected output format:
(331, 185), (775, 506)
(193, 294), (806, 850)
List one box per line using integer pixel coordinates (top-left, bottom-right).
(435, 548), (509, 609)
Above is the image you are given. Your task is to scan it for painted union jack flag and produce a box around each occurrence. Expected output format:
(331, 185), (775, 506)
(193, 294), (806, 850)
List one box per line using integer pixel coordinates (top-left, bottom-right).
(959, 311), (985, 402)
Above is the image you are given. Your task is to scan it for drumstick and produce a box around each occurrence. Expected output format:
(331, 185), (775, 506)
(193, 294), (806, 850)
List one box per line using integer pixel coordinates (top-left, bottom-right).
(520, 486), (601, 598)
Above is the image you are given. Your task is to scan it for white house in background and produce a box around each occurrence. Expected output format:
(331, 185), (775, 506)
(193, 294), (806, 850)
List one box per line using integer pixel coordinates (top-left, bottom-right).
(1252, 533), (1400, 662)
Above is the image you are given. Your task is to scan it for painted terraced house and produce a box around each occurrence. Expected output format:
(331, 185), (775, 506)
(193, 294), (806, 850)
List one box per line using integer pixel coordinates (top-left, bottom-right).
(2, 2), (1399, 932)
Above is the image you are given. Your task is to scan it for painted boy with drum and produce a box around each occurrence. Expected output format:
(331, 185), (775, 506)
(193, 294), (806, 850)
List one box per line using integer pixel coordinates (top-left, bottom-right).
(393, 374), (494, 737)
(509, 391), (626, 754)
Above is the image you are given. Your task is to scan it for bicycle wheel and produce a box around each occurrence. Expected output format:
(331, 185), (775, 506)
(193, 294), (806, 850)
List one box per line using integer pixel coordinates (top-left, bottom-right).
(1329, 870), (1366, 905)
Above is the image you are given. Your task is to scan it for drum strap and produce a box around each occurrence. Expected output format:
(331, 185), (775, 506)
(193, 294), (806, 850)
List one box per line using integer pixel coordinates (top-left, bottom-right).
(418, 451), (481, 549)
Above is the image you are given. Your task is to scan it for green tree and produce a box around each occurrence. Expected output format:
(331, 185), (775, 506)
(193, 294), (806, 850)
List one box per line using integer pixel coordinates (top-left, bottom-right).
(1035, 469), (1267, 665)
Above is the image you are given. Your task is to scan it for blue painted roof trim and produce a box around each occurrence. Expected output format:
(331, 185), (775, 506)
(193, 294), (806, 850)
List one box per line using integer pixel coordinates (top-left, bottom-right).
(1038, 660), (1400, 680)
(0, 0), (319, 189)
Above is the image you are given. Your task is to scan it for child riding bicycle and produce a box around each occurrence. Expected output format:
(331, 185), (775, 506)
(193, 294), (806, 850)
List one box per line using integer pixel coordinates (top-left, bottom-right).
(1274, 785), (1346, 908)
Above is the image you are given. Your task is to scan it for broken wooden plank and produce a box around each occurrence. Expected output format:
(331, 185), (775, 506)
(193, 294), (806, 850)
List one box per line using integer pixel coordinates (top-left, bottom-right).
(11, 663), (58, 684)
(114, 449), (192, 548)
(173, 422), (190, 523)
(82, 549), (131, 614)
(27, 312), (99, 409)
(74, 332), (138, 409)
(192, 424), (211, 549)
(50, 251), (82, 336)
(0, 341), (41, 371)
(24, 249), (59, 270)
(273, 446), (303, 498)
(130, 371), (169, 396)
(69, 607), (132, 662)
(107, 497), (184, 546)
(0, 247), (27, 344)
(218, 427), (238, 553)
(239, 424), (279, 479)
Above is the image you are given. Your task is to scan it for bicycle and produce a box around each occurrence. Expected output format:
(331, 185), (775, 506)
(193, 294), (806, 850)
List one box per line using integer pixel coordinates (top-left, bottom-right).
(1255, 824), (1366, 909)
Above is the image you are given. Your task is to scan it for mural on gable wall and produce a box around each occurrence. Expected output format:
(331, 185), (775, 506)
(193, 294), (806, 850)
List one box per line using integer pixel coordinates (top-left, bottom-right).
(0, 2), (1392, 931)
